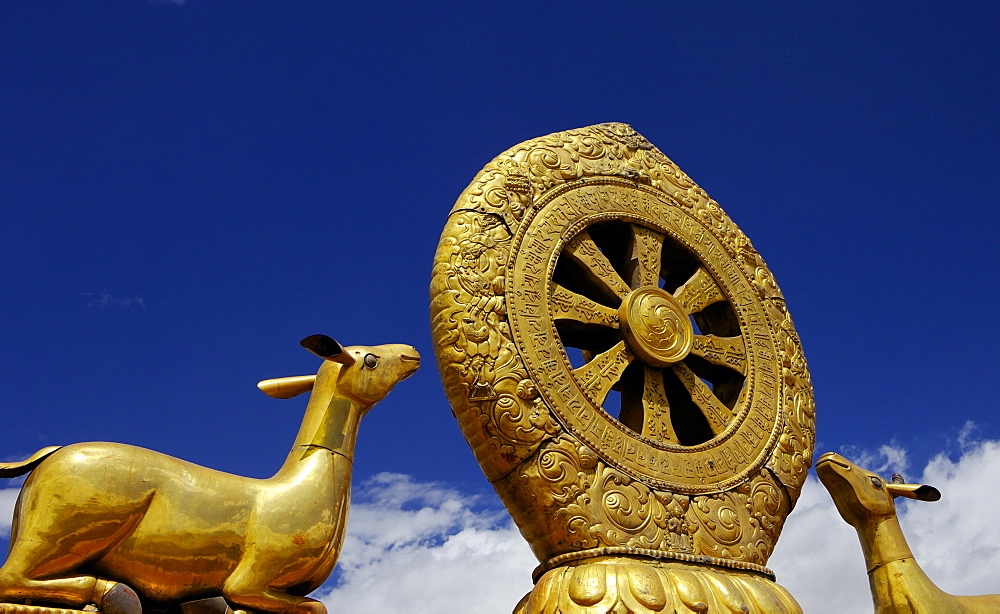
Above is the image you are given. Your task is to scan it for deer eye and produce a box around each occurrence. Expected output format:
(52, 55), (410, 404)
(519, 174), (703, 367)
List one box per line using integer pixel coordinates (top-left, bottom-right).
(364, 354), (379, 369)
(870, 476), (882, 488)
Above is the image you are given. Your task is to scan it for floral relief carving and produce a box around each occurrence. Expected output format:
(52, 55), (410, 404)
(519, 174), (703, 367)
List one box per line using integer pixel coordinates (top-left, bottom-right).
(520, 559), (802, 614)
(432, 123), (813, 611)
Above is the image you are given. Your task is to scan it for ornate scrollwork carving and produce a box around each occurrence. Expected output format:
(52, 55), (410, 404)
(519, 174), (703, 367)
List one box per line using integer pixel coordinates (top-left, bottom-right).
(431, 123), (813, 612)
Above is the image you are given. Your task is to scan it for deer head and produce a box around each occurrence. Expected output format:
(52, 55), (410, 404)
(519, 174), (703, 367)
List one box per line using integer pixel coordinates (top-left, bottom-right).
(258, 334), (420, 408)
(816, 452), (940, 529)
(256, 335), (420, 454)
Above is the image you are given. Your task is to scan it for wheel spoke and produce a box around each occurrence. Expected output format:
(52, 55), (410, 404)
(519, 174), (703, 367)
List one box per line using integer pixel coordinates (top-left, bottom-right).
(618, 364), (644, 434)
(564, 230), (632, 301)
(549, 282), (620, 328)
(626, 224), (664, 288)
(672, 267), (725, 315)
(690, 334), (747, 375)
(572, 341), (635, 406)
(624, 366), (678, 443)
(670, 362), (733, 436)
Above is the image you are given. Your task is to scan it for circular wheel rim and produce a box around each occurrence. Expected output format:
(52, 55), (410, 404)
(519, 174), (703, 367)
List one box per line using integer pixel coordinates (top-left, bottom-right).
(551, 218), (748, 447)
(506, 178), (785, 493)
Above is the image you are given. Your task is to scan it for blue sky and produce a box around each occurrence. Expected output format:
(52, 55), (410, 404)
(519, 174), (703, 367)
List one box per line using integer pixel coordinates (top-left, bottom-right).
(2, 3), (999, 612)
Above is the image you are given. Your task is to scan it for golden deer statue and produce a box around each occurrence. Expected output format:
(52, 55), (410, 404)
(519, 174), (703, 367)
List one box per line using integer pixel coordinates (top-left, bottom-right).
(816, 452), (1000, 613)
(0, 335), (419, 614)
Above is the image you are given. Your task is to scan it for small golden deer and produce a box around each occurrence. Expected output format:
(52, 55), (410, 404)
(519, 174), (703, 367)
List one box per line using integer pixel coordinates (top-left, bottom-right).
(0, 335), (419, 614)
(817, 452), (1000, 613)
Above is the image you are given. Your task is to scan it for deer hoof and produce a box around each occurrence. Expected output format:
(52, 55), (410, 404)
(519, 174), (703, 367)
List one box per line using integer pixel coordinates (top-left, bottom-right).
(97, 582), (142, 614)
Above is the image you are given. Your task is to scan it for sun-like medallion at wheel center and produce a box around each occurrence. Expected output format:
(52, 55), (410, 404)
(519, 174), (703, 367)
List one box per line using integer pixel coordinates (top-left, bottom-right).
(619, 286), (693, 368)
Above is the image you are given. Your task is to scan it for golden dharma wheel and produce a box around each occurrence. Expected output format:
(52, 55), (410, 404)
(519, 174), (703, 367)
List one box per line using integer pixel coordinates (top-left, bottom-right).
(431, 123), (814, 612)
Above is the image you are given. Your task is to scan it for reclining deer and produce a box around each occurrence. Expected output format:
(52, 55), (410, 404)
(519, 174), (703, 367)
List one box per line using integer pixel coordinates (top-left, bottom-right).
(816, 452), (1000, 613)
(0, 335), (419, 614)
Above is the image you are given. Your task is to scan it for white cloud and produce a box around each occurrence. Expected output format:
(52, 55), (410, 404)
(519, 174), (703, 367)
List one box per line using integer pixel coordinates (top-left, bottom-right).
(0, 487), (18, 538)
(768, 473), (872, 612)
(315, 473), (536, 613)
(901, 440), (1000, 596)
(3, 443), (999, 613)
(0, 472), (536, 611)
(325, 443), (1000, 614)
(771, 439), (1000, 612)
(83, 289), (145, 310)
(838, 441), (910, 475)
(957, 419), (980, 450)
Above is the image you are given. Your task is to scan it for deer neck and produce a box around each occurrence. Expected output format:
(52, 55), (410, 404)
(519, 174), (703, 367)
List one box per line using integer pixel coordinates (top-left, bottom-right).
(274, 378), (372, 480)
(292, 393), (370, 457)
(858, 512), (948, 610)
(858, 512), (913, 571)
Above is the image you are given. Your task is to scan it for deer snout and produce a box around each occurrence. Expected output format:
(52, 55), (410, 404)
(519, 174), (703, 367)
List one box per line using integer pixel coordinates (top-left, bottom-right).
(397, 347), (420, 380)
(816, 452), (852, 471)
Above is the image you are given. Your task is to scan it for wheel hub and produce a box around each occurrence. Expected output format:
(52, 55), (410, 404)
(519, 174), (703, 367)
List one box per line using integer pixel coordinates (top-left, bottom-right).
(619, 286), (693, 367)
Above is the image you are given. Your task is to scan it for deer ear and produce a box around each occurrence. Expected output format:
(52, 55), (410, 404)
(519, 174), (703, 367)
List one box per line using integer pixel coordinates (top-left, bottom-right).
(887, 483), (941, 502)
(257, 375), (317, 399)
(300, 334), (356, 366)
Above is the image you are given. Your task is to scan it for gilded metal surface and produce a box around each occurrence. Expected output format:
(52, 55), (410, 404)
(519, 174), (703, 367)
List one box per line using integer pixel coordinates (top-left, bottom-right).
(619, 286), (693, 368)
(817, 453), (1000, 613)
(430, 123), (813, 611)
(0, 606), (88, 614)
(515, 558), (801, 614)
(0, 336), (419, 614)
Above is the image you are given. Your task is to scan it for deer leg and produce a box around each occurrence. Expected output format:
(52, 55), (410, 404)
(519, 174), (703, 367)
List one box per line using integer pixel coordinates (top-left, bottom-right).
(223, 575), (326, 614)
(0, 530), (100, 607)
(224, 591), (326, 614)
(0, 563), (98, 609)
(223, 558), (326, 614)
(0, 575), (140, 614)
(0, 516), (138, 609)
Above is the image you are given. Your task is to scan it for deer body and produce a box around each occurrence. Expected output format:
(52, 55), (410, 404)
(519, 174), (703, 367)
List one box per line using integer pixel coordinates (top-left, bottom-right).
(0, 337), (419, 614)
(817, 452), (1000, 614)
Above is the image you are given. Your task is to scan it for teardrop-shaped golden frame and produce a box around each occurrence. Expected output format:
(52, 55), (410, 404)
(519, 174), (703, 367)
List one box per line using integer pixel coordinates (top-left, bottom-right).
(431, 123), (814, 568)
